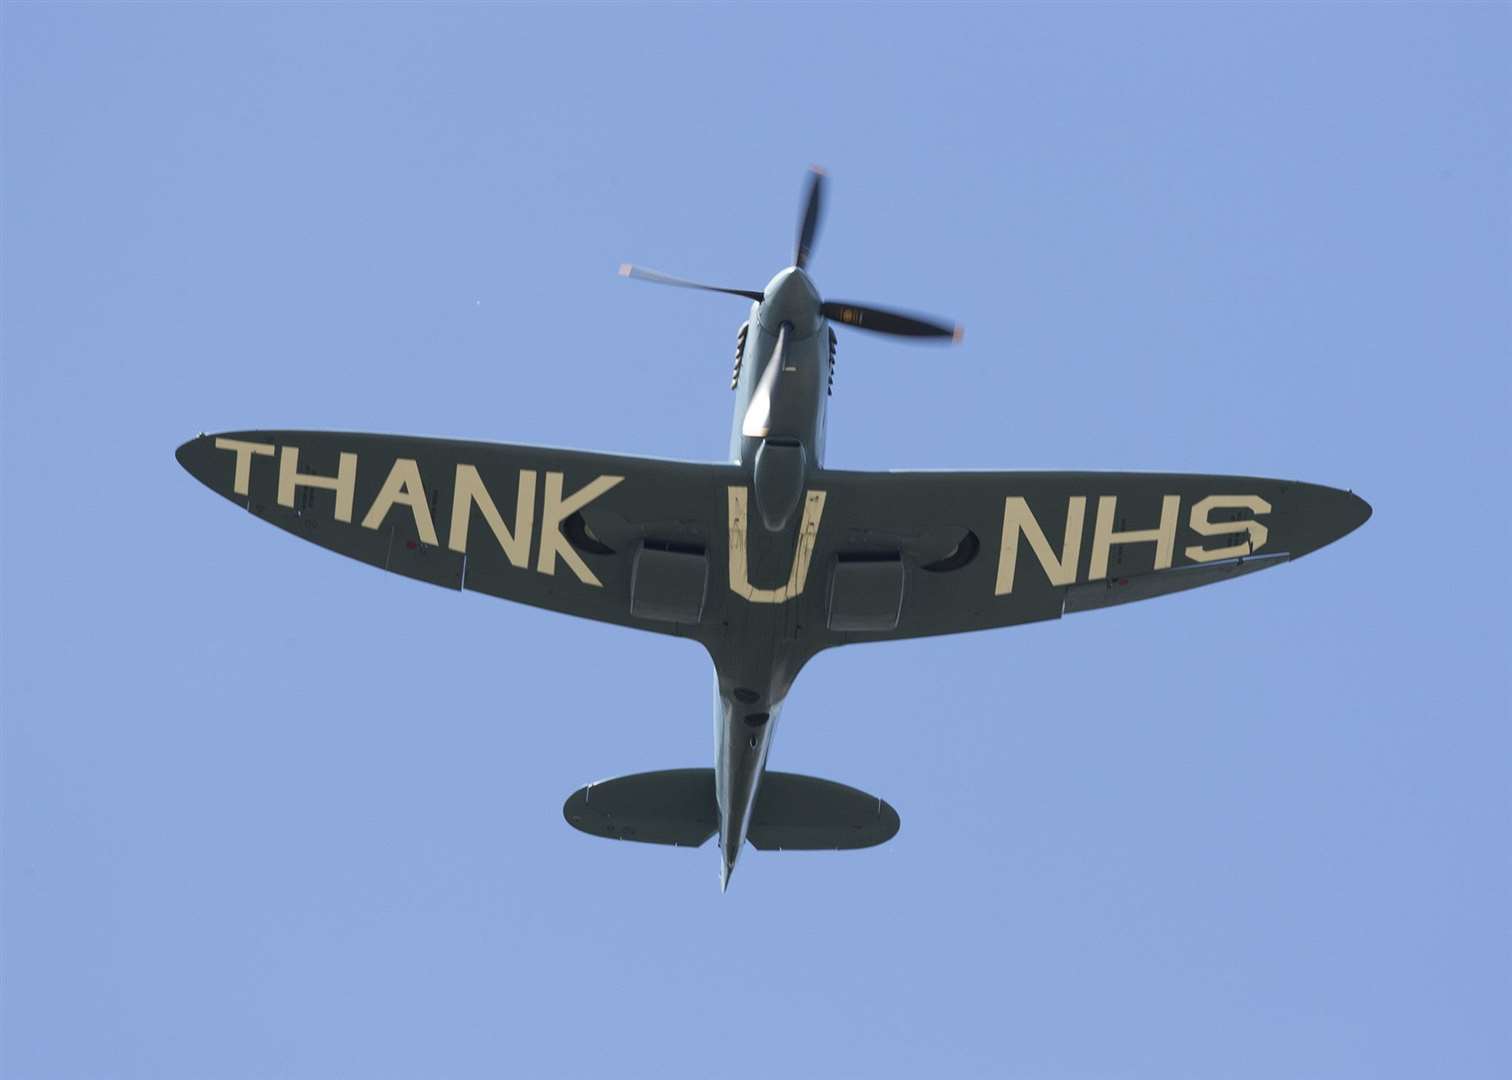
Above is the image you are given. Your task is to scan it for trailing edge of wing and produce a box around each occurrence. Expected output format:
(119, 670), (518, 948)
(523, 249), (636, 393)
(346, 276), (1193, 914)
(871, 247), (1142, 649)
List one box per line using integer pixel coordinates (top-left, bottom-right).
(1062, 552), (1290, 612)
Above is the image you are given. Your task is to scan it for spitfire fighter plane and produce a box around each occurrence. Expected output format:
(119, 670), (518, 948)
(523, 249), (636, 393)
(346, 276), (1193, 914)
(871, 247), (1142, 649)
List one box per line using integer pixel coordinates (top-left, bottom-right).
(176, 169), (1370, 890)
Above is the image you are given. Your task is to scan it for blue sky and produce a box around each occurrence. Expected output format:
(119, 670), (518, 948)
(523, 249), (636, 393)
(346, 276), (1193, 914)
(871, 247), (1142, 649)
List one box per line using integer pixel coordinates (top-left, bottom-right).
(3, 3), (1507, 1077)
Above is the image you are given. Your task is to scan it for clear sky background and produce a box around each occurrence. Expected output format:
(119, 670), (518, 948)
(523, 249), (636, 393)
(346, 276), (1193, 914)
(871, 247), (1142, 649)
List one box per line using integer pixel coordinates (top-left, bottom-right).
(3, 3), (1508, 1078)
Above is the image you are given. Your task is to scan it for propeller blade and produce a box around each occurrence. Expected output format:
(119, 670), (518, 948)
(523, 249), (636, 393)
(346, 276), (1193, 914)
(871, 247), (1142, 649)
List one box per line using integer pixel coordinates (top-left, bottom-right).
(741, 324), (788, 438)
(794, 167), (826, 270)
(619, 264), (763, 302)
(821, 300), (963, 342)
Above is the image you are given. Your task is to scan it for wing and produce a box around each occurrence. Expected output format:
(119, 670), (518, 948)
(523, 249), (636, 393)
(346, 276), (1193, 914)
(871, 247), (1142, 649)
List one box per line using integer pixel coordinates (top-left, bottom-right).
(805, 469), (1371, 643)
(178, 433), (1370, 648)
(176, 430), (742, 639)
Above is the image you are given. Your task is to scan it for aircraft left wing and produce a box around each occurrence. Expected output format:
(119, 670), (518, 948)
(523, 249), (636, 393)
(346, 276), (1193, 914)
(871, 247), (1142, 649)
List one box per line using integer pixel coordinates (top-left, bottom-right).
(176, 430), (742, 639)
(802, 468), (1372, 644)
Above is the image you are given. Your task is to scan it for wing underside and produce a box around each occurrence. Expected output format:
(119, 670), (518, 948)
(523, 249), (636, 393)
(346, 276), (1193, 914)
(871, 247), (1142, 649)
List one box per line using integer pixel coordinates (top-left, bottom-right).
(178, 431), (1369, 646)
(176, 430), (742, 637)
(805, 468), (1370, 643)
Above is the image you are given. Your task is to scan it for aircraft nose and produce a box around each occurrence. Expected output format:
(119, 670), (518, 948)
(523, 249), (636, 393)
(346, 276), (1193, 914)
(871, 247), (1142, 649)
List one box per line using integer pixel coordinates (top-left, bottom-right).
(759, 267), (821, 334)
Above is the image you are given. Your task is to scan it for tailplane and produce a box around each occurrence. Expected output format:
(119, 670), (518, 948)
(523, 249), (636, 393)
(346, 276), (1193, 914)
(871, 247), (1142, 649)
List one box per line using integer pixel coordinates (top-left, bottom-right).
(563, 769), (899, 851)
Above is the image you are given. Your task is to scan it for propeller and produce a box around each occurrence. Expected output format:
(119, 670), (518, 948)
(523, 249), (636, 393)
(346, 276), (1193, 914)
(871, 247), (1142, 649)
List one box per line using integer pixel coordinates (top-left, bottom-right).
(795, 166), (825, 270)
(822, 301), (962, 341)
(617, 264), (762, 302)
(620, 168), (962, 344)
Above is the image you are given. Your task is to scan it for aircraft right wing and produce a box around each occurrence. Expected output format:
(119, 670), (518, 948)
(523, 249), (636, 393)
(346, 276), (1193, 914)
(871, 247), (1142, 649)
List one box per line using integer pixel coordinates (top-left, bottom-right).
(175, 430), (742, 640)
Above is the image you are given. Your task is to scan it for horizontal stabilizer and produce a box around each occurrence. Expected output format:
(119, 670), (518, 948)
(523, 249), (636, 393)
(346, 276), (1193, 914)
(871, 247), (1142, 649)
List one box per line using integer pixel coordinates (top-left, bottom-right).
(747, 772), (900, 850)
(564, 769), (717, 847)
(562, 769), (899, 851)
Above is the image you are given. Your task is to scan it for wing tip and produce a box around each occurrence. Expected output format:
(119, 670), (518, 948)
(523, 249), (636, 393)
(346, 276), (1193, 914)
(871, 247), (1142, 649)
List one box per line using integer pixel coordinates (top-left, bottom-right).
(174, 432), (214, 477)
(1343, 490), (1372, 536)
(1285, 482), (1372, 560)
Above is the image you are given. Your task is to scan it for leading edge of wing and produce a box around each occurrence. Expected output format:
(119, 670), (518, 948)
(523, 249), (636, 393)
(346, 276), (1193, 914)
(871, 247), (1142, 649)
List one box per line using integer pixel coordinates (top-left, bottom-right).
(175, 429), (741, 479)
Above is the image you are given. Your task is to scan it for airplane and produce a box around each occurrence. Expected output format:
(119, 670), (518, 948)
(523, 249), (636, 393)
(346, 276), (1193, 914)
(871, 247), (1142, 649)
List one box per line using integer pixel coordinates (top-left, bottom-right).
(175, 168), (1371, 891)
